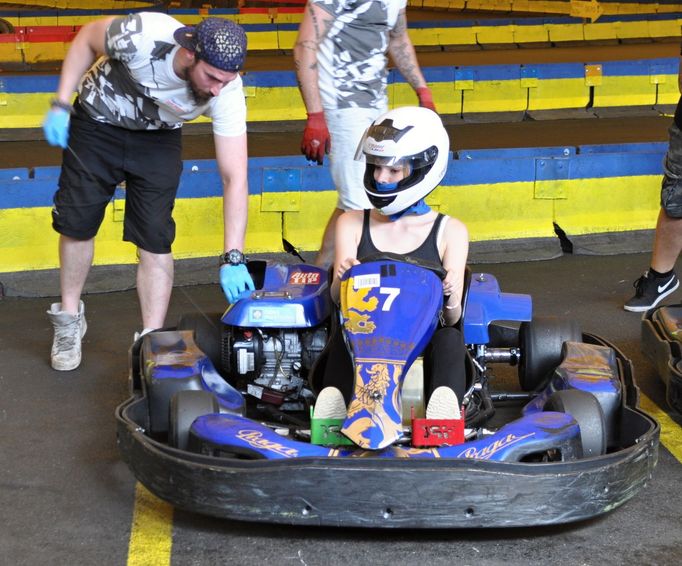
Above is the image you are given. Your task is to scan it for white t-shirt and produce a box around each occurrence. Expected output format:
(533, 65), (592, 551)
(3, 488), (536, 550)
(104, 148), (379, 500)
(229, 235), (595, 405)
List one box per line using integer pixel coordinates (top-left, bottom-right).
(77, 12), (246, 137)
(311, 0), (406, 110)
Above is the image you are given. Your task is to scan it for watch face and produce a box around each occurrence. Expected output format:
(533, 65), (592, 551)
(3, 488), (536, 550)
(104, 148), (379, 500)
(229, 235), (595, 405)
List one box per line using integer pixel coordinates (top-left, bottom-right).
(227, 249), (245, 264)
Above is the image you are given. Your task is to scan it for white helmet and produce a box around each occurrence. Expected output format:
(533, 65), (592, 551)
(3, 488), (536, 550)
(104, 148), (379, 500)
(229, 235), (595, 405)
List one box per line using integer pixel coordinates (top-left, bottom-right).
(355, 106), (450, 216)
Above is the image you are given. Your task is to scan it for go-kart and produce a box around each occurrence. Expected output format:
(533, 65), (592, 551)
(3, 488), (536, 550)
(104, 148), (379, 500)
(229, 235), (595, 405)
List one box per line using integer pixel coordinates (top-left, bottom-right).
(641, 303), (682, 413)
(116, 256), (659, 528)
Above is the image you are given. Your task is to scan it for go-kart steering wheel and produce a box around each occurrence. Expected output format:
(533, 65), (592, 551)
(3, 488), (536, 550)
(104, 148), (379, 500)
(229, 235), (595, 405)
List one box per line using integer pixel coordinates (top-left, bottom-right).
(358, 251), (447, 280)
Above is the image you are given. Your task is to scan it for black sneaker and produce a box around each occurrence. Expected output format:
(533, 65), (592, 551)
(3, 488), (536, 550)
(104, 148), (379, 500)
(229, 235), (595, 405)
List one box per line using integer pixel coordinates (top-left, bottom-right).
(624, 270), (680, 312)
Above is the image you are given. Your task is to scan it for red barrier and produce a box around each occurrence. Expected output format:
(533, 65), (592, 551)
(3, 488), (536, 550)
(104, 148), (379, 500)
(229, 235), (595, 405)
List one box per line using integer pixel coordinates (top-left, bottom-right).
(0, 25), (80, 44)
(240, 0), (305, 5)
(239, 7), (304, 12)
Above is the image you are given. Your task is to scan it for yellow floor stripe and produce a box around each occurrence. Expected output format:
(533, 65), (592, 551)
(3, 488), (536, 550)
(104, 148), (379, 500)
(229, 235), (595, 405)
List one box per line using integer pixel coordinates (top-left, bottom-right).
(127, 482), (173, 566)
(639, 394), (682, 464)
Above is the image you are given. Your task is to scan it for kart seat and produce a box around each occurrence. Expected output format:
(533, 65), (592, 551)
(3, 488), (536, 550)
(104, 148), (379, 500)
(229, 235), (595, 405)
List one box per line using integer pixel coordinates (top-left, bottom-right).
(308, 265), (473, 399)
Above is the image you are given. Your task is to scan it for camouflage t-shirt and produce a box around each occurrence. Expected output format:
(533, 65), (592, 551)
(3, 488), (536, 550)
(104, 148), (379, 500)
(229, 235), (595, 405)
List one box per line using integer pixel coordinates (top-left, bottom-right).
(77, 12), (246, 136)
(312, 0), (406, 110)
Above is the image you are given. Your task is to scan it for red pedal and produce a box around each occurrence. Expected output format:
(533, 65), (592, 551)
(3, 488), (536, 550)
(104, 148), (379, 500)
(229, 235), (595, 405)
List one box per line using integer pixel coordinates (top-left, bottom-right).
(411, 417), (465, 447)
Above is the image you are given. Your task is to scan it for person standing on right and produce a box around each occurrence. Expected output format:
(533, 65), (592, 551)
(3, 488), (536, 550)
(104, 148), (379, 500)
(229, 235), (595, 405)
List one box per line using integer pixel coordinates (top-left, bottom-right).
(293, 0), (436, 268)
(623, 58), (682, 311)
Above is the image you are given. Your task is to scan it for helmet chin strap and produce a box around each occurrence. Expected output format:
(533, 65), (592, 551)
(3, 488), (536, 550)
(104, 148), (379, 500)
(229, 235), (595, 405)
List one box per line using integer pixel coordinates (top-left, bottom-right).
(375, 181), (431, 221)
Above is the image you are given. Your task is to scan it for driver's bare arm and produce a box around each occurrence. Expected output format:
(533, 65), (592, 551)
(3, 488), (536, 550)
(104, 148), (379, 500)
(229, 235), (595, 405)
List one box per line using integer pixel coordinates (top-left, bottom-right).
(335, 257), (361, 283)
(440, 217), (469, 326)
(330, 211), (363, 302)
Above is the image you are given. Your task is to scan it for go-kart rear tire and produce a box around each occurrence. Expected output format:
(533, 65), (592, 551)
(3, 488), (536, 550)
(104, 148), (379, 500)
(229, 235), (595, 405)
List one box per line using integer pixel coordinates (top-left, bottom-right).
(169, 390), (219, 451)
(518, 317), (582, 391)
(177, 312), (223, 371)
(545, 389), (606, 458)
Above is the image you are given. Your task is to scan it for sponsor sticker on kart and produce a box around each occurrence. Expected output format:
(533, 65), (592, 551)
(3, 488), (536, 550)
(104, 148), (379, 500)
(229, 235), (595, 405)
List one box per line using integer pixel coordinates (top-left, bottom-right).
(248, 306), (300, 325)
(289, 272), (321, 285)
(353, 273), (380, 289)
(247, 383), (264, 399)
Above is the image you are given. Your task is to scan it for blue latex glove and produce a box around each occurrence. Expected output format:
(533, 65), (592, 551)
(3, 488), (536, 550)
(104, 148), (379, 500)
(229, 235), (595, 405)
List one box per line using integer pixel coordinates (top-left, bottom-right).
(43, 108), (70, 148)
(220, 263), (255, 303)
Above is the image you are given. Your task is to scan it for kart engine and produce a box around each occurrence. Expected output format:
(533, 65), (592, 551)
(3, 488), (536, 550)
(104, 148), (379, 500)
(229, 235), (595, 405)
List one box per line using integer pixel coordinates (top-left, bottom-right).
(226, 326), (327, 409)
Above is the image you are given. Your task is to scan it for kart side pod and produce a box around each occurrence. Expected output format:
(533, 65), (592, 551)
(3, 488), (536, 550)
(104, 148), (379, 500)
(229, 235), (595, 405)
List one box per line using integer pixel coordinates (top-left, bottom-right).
(141, 330), (245, 435)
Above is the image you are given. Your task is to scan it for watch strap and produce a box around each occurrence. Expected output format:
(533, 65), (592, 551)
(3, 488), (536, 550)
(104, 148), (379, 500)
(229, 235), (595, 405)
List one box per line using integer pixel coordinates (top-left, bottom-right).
(219, 249), (247, 266)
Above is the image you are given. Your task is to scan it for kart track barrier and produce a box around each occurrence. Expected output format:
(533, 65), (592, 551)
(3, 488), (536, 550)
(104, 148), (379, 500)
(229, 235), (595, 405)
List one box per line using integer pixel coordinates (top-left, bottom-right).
(11, 0), (682, 19)
(1, 9), (682, 66)
(0, 57), (679, 128)
(0, 142), (665, 275)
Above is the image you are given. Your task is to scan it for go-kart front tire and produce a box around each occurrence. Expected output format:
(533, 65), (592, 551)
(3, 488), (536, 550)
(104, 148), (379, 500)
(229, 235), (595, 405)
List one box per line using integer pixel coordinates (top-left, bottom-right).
(169, 390), (219, 451)
(545, 389), (607, 458)
(518, 317), (582, 391)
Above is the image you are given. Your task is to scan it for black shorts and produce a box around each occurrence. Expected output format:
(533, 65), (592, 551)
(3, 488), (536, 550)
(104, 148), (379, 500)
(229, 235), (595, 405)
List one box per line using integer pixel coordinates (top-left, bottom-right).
(52, 104), (183, 254)
(661, 123), (682, 219)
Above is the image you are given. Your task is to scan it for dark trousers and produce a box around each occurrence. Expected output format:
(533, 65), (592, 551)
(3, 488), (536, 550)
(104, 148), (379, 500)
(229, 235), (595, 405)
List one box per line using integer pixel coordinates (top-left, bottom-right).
(52, 102), (183, 253)
(322, 325), (468, 404)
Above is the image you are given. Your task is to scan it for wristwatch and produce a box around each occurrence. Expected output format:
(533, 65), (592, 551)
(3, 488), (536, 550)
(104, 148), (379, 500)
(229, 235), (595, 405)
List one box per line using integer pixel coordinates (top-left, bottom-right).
(219, 249), (247, 266)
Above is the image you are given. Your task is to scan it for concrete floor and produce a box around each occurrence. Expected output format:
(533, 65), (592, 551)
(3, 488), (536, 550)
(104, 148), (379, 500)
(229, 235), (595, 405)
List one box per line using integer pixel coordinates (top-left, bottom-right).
(1, 253), (681, 565)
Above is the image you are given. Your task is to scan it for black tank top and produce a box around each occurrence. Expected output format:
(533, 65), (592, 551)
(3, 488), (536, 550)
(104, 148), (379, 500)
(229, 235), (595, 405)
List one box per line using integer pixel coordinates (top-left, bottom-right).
(356, 209), (445, 265)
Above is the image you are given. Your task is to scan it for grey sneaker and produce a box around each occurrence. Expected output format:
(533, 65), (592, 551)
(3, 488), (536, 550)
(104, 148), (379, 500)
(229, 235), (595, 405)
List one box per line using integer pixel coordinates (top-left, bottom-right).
(426, 386), (461, 420)
(47, 301), (87, 371)
(624, 270), (679, 313)
(313, 387), (347, 419)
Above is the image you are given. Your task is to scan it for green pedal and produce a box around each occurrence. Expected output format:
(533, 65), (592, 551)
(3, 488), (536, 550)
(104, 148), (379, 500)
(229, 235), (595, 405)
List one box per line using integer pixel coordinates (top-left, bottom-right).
(310, 417), (355, 446)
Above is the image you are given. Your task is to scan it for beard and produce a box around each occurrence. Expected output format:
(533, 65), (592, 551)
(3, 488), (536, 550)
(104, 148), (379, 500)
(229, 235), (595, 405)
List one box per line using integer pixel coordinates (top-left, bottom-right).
(187, 63), (212, 105)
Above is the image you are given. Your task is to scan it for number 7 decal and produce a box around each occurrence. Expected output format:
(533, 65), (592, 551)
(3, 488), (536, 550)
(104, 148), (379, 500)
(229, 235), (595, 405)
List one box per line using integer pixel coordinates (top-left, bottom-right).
(379, 287), (400, 311)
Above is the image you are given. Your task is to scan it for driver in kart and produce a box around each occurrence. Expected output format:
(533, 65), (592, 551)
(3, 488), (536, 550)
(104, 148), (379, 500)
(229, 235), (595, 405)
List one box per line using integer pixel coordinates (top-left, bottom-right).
(317, 106), (469, 420)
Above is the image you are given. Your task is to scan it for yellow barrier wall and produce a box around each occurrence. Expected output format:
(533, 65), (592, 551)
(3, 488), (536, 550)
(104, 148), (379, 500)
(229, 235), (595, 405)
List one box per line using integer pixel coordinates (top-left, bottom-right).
(555, 175), (660, 234)
(0, 164), (661, 272)
(526, 77), (590, 111)
(2, 12), (681, 66)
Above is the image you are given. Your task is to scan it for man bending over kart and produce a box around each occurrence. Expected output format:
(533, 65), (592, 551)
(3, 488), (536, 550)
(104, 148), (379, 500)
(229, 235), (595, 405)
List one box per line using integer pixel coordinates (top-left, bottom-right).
(42, 13), (255, 371)
(317, 106), (469, 418)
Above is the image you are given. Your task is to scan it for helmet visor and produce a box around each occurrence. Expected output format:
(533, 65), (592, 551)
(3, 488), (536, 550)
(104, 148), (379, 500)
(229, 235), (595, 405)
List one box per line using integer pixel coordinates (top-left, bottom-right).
(355, 135), (439, 173)
(363, 149), (437, 170)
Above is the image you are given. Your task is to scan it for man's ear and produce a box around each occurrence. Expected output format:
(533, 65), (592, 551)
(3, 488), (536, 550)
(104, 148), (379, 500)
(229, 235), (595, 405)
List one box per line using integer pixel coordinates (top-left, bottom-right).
(175, 47), (195, 76)
(180, 47), (195, 63)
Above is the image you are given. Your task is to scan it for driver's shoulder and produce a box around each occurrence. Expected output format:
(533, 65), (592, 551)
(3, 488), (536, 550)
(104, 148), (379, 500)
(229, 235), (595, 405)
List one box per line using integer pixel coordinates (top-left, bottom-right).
(340, 209), (364, 226)
(441, 214), (468, 238)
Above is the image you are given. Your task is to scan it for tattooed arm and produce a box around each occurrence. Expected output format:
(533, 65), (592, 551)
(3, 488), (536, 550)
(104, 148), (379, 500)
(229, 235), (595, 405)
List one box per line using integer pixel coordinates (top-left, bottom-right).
(293, 2), (334, 113)
(387, 9), (428, 90)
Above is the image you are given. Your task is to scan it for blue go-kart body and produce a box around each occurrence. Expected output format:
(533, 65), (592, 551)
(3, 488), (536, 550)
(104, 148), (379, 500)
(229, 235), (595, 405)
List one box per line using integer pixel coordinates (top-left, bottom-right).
(117, 258), (658, 528)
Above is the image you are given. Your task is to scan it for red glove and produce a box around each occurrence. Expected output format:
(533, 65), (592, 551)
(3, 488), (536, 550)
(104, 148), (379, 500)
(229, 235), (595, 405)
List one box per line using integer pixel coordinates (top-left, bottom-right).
(416, 86), (437, 112)
(301, 111), (331, 165)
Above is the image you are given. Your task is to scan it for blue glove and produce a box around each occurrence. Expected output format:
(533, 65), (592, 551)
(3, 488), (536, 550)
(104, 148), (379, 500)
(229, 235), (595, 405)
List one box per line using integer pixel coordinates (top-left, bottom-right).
(220, 263), (255, 303)
(43, 108), (70, 148)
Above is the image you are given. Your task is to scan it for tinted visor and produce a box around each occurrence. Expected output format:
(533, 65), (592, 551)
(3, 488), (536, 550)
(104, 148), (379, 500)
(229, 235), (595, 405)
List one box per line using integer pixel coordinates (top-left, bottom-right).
(356, 144), (439, 173)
